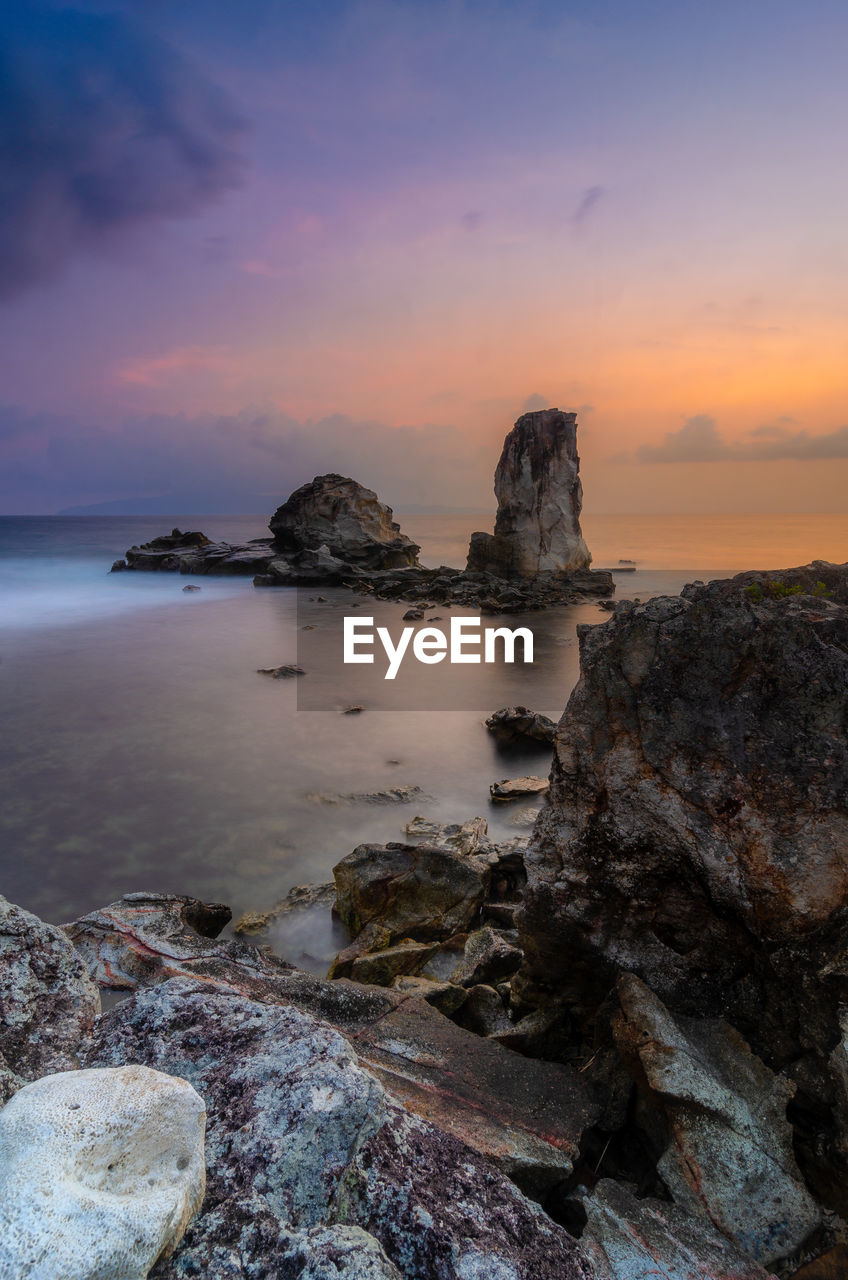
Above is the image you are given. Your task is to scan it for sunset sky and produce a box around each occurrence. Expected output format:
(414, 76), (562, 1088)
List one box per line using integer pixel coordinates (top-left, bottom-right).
(2, 0), (847, 514)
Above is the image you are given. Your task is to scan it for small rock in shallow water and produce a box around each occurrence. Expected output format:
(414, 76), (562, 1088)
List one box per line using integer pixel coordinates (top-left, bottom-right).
(257, 664), (306, 678)
(0, 1064), (205, 1280)
(343, 704), (365, 714)
(489, 776), (549, 802)
(182, 584), (201, 592)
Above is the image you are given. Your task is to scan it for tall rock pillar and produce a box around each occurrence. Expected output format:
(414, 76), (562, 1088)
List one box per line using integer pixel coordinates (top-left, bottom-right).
(466, 409), (591, 577)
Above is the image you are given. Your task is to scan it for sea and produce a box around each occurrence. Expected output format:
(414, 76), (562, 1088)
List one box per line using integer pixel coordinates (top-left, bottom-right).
(1, 511), (846, 970)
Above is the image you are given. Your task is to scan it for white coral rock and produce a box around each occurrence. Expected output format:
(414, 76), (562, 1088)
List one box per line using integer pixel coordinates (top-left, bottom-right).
(0, 1064), (206, 1280)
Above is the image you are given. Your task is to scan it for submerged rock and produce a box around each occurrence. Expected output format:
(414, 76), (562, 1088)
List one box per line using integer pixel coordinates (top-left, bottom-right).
(613, 974), (821, 1266)
(86, 979), (593, 1280)
(0, 894), (100, 1100)
(485, 705), (558, 746)
(467, 409), (591, 577)
(269, 473), (421, 572)
(0, 1064), (205, 1280)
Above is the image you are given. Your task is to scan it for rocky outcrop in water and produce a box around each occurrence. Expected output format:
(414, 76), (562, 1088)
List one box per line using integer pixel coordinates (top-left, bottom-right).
(467, 409), (591, 577)
(109, 455), (614, 605)
(268, 473), (421, 572)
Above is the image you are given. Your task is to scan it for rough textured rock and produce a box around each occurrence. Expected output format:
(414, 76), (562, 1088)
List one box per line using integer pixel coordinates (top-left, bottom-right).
(0, 894), (100, 1094)
(329, 841), (490, 977)
(390, 976), (468, 1016)
(467, 409), (591, 577)
(485, 705), (557, 746)
(581, 1179), (777, 1280)
(613, 974), (821, 1265)
(350, 940), (438, 986)
(449, 926), (523, 988)
(490, 776), (549, 802)
(0, 1064), (206, 1280)
(517, 570), (848, 1048)
(269, 473), (421, 571)
(87, 979), (593, 1280)
(119, 528), (274, 576)
(65, 894), (598, 1196)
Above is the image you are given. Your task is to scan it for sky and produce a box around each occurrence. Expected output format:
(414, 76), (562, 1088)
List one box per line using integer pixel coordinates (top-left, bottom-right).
(1, 0), (847, 514)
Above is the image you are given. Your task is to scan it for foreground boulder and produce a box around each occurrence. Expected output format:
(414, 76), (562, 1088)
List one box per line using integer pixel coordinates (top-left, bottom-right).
(613, 975), (820, 1265)
(515, 566), (848, 1210)
(467, 409), (592, 576)
(86, 978), (593, 1280)
(268, 473), (421, 571)
(0, 894), (100, 1101)
(0, 1064), (205, 1280)
(65, 893), (598, 1196)
(518, 571), (848, 1032)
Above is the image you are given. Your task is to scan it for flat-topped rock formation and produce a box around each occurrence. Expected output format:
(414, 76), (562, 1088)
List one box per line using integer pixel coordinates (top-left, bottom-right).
(467, 409), (591, 577)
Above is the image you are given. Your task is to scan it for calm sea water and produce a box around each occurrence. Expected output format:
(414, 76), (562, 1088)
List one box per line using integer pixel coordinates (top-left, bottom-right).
(1, 511), (846, 965)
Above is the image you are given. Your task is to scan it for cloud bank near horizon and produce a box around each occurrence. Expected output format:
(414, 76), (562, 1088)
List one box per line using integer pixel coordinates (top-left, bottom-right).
(629, 415), (848, 465)
(0, 2), (246, 299)
(0, 404), (489, 514)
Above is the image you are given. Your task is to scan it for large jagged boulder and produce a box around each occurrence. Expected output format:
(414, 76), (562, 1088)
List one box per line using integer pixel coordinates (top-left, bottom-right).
(613, 975), (820, 1266)
(514, 566), (848, 1208)
(269, 473), (420, 571)
(86, 978), (593, 1280)
(0, 894), (100, 1102)
(517, 570), (848, 1027)
(467, 409), (591, 577)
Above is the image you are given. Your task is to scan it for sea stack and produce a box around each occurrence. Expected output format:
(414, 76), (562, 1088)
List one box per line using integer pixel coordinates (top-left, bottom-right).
(467, 409), (591, 577)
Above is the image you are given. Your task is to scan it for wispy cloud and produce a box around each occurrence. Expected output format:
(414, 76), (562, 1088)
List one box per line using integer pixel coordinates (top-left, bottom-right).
(631, 414), (848, 463)
(570, 185), (605, 228)
(116, 346), (236, 387)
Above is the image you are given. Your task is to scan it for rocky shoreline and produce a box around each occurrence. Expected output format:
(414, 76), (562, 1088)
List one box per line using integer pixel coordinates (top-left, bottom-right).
(109, 412), (615, 610)
(3, 559), (848, 1277)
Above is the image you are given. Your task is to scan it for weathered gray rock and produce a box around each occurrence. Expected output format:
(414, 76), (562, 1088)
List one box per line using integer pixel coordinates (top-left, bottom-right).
(467, 409), (591, 577)
(490, 776), (549, 802)
(613, 974), (821, 1265)
(582, 1179), (777, 1280)
(87, 979), (593, 1280)
(329, 841), (490, 978)
(452, 984), (513, 1037)
(390, 975), (468, 1016)
(350, 940), (438, 986)
(269, 474), (420, 571)
(485, 705), (557, 746)
(0, 894), (100, 1092)
(403, 815), (489, 855)
(0, 1064), (206, 1280)
(450, 926), (523, 988)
